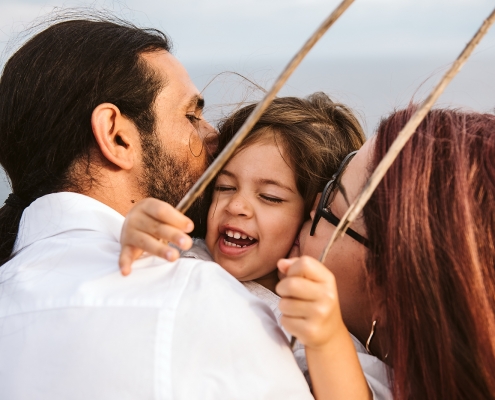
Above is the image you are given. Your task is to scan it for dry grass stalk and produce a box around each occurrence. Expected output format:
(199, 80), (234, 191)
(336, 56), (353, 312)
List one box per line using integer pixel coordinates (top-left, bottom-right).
(319, 7), (495, 264)
(176, 0), (355, 213)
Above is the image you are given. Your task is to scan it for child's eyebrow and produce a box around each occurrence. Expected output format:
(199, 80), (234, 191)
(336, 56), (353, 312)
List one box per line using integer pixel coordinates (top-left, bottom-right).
(217, 170), (234, 178)
(256, 178), (295, 193)
(218, 170), (295, 193)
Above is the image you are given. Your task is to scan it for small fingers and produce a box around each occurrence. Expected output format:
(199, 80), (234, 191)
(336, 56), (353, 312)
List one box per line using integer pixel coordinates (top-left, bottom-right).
(138, 198), (194, 233)
(121, 231), (180, 271)
(280, 315), (319, 345)
(132, 231), (180, 261)
(279, 298), (314, 318)
(276, 276), (327, 301)
(129, 213), (193, 250)
(119, 245), (143, 276)
(277, 257), (298, 275)
(279, 296), (335, 321)
(281, 256), (335, 283)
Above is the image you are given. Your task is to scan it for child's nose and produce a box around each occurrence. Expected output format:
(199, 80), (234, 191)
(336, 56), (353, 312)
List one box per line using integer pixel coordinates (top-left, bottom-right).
(226, 192), (253, 217)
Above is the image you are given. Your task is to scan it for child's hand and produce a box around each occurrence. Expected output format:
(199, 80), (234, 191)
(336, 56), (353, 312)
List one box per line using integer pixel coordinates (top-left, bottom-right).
(119, 198), (194, 276)
(276, 256), (347, 350)
(277, 256), (372, 400)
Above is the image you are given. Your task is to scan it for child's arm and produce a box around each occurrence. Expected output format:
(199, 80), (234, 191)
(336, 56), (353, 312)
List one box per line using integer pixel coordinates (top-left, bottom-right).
(276, 256), (372, 400)
(119, 198), (194, 275)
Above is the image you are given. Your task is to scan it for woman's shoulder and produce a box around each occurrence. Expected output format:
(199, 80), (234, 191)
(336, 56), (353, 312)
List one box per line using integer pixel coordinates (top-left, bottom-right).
(349, 333), (393, 400)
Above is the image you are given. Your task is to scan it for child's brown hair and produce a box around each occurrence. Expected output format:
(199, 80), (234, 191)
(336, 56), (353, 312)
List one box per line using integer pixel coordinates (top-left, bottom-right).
(216, 92), (366, 216)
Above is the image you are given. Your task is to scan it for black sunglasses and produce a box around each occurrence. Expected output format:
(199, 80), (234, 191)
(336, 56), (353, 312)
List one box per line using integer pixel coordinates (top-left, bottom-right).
(310, 151), (370, 248)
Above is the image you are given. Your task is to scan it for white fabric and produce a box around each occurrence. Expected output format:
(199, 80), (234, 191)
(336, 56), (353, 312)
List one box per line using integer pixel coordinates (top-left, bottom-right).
(241, 281), (310, 386)
(182, 239), (393, 400)
(0, 193), (312, 400)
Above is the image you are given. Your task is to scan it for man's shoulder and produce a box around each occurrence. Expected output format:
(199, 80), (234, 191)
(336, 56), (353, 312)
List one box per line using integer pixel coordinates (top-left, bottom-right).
(130, 255), (246, 303)
(0, 243), (241, 316)
(136, 255), (257, 312)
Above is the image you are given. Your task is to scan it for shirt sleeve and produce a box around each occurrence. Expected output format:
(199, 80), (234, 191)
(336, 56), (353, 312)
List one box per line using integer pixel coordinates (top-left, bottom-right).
(170, 261), (314, 400)
(356, 352), (393, 400)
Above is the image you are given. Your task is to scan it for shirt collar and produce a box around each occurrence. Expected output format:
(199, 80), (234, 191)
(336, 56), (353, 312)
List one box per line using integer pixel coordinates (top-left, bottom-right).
(14, 192), (125, 252)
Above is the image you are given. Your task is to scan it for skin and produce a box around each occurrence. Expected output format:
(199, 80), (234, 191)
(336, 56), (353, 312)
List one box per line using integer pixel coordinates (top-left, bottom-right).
(86, 50), (215, 216)
(82, 50), (217, 272)
(205, 138), (305, 292)
(294, 138), (378, 350)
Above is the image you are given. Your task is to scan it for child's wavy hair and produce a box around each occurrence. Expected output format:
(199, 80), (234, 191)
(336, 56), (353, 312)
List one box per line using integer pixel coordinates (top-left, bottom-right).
(216, 92), (366, 216)
(191, 92), (366, 238)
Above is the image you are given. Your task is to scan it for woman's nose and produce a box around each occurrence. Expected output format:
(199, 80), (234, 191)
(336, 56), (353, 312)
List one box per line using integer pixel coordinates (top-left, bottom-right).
(225, 192), (253, 217)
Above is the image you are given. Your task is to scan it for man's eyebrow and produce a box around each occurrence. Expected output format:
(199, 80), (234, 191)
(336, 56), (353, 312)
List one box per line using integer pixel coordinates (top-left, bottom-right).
(186, 95), (205, 110)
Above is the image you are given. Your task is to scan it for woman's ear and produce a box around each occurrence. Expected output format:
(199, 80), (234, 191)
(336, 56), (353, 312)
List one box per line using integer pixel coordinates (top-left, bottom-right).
(370, 295), (389, 360)
(91, 103), (139, 170)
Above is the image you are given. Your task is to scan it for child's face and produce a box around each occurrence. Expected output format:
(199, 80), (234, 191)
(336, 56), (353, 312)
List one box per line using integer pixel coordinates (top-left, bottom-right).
(205, 139), (305, 281)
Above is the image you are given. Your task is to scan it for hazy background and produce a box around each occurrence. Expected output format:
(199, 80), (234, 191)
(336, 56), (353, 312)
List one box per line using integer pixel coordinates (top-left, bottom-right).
(0, 0), (494, 201)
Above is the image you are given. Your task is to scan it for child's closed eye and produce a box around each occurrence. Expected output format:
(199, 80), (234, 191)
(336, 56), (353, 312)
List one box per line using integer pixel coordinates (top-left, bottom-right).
(214, 185), (236, 192)
(259, 194), (284, 204)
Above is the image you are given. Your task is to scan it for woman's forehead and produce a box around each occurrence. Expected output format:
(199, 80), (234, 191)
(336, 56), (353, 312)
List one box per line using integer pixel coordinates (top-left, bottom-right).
(341, 138), (374, 191)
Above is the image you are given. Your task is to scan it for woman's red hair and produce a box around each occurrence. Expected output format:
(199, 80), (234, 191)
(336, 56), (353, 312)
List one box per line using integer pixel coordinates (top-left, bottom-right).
(364, 107), (495, 400)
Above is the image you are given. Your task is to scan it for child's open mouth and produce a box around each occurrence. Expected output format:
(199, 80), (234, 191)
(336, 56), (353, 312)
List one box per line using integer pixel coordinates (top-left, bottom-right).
(222, 229), (257, 248)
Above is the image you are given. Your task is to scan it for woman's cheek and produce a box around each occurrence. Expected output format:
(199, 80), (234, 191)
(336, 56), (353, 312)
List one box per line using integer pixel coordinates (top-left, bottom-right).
(299, 221), (328, 260)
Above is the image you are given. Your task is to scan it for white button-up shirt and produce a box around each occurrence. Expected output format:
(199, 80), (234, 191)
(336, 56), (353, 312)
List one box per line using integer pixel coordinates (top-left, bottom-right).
(0, 193), (312, 400)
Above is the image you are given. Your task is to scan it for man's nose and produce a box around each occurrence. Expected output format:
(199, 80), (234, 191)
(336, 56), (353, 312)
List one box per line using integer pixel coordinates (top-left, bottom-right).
(226, 192), (253, 218)
(199, 120), (219, 157)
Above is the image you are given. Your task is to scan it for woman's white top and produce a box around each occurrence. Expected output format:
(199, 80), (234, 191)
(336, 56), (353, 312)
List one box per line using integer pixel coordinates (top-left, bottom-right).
(182, 239), (393, 400)
(0, 193), (313, 400)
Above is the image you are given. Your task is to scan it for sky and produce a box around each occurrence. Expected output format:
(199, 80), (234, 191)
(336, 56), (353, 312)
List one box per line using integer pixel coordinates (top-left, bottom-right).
(0, 0), (494, 199)
(1, 0), (494, 61)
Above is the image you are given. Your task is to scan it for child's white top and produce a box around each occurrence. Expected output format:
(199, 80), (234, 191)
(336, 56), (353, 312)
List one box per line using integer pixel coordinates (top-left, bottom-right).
(182, 238), (393, 400)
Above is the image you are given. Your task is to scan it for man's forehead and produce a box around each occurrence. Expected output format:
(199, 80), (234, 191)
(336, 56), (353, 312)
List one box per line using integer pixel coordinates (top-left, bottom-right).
(141, 50), (201, 105)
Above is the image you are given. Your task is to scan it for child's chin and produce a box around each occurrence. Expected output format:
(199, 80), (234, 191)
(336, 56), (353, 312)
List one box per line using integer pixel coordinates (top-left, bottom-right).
(219, 260), (252, 281)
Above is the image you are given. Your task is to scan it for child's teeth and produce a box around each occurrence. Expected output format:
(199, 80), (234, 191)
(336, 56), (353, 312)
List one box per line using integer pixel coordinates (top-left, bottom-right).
(223, 238), (249, 248)
(224, 230), (256, 243)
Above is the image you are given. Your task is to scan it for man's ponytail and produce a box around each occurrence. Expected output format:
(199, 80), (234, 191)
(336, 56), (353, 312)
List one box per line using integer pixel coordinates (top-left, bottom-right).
(0, 201), (26, 265)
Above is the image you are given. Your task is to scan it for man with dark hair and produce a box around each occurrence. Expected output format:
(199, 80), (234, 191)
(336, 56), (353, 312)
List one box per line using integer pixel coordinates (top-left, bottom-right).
(0, 18), (312, 399)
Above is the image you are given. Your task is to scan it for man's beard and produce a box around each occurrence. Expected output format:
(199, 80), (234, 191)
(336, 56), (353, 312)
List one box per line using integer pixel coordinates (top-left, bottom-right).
(139, 133), (209, 238)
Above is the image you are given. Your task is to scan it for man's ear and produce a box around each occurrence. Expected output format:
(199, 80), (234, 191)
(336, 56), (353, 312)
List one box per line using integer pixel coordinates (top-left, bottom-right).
(91, 103), (139, 170)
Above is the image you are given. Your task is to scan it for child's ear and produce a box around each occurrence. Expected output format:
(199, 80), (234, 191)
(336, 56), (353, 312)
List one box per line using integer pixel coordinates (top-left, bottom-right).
(91, 103), (139, 170)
